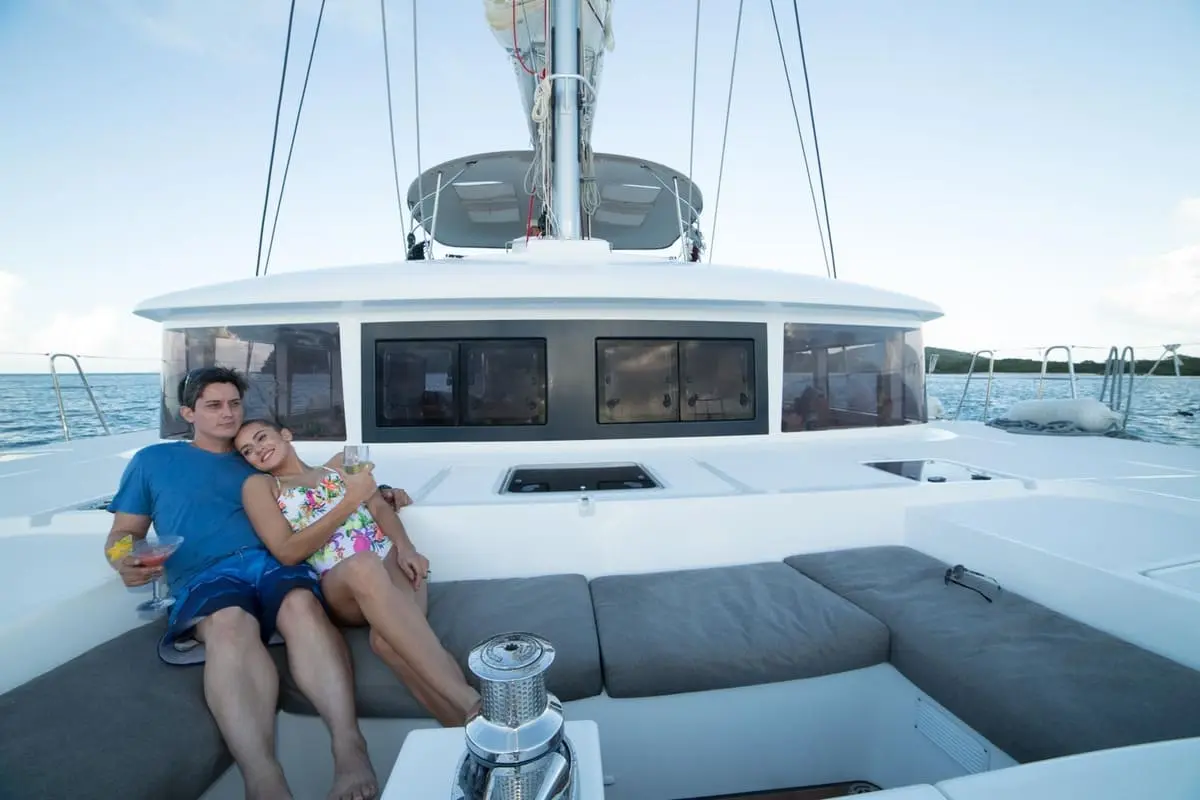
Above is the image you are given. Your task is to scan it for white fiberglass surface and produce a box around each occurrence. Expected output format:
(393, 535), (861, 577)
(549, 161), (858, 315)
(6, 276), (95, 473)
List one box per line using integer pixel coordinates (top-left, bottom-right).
(924, 494), (1200, 571)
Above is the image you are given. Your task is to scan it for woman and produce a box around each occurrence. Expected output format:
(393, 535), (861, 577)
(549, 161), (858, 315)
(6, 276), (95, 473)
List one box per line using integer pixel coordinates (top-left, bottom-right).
(234, 419), (480, 726)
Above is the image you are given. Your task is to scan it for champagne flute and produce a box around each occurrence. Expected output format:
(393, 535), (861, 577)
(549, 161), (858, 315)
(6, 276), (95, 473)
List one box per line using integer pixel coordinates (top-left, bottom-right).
(343, 445), (371, 474)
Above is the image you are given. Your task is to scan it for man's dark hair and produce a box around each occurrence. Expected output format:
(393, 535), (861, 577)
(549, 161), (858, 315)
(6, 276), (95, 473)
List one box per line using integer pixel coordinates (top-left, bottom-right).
(177, 366), (249, 410)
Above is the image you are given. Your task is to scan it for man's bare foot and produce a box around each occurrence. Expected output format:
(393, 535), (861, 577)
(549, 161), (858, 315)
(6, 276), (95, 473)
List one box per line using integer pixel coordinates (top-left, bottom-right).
(329, 739), (378, 800)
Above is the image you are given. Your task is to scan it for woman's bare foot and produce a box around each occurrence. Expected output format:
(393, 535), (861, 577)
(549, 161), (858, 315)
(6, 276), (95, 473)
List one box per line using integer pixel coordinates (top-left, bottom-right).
(328, 739), (378, 800)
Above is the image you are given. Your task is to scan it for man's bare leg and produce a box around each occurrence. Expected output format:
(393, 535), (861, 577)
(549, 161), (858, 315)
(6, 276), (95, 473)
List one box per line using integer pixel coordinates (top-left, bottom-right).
(275, 589), (377, 800)
(197, 607), (291, 800)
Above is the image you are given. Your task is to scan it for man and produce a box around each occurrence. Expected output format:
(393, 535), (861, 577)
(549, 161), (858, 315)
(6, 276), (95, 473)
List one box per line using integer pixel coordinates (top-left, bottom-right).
(105, 366), (409, 800)
(406, 232), (426, 260)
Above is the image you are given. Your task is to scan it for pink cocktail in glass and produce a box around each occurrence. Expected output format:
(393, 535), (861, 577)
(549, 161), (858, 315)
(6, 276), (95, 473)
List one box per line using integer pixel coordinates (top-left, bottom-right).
(132, 535), (184, 614)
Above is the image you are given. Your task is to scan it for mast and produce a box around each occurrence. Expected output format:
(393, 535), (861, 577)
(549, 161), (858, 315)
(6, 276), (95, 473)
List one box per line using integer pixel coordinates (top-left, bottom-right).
(550, 0), (582, 239)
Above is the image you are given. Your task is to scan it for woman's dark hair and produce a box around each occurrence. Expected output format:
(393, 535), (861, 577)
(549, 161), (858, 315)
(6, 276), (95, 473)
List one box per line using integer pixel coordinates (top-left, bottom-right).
(177, 366), (249, 410)
(238, 417), (284, 434)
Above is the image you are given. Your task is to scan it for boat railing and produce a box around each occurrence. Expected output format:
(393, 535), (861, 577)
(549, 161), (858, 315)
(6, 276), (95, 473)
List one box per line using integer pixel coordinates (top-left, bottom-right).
(951, 350), (996, 420)
(49, 353), (112, 441)
(947, 343), (1169, 431)
(1036, 345), (1078, 399)
(1141, 343), (1184, 378)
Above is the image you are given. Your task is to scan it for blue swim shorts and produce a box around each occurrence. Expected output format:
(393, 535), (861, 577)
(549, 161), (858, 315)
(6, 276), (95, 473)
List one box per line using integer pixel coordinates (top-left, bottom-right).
(159, 548), (323, 665)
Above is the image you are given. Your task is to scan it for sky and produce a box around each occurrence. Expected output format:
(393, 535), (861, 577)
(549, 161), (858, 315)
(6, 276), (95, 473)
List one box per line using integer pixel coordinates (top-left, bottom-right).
(1, 0), (1198, 374)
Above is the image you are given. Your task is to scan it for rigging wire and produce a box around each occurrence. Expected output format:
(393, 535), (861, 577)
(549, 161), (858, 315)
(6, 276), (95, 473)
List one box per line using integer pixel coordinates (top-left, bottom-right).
(791, 1), (837, 279)
(684, 0), (701, 258)
(411, 0), (427, 255)
(254, 0), (298, 278)
(262, 0), (328, 277)
(0, 351), (163, 362)
(380, 0), (408, 239)
(707, 0), (745, 264)
(768, 0), (831, 278)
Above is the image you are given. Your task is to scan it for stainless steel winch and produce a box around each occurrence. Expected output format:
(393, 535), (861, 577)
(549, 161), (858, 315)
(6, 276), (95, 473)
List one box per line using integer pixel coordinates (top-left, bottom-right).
(452, 632), (578, 800)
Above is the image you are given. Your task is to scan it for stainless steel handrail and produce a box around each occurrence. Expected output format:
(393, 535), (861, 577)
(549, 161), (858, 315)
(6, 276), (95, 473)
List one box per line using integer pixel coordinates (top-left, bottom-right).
(49, 353), (111, 441)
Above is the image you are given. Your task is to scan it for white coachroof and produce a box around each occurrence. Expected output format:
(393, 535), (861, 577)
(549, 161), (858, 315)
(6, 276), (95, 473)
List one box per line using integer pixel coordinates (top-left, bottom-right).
(406, 151), (703, 250)
(133, 241), (943, 323)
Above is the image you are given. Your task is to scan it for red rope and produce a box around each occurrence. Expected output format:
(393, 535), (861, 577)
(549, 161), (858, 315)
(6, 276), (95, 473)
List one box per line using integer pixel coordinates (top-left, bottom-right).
(512, 0), (546, 77)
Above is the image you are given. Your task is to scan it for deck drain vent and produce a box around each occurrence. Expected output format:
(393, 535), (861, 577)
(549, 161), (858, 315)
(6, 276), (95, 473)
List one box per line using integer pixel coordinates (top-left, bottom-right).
(915, 697), (988, 774)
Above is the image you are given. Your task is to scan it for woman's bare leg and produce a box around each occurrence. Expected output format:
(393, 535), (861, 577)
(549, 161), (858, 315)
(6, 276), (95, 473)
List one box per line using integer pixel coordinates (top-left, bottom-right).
(320, 564), (458, 725)
(378, 556), (467, 689)
(365, 631), (463, 726)
(321, 553), (479, 725)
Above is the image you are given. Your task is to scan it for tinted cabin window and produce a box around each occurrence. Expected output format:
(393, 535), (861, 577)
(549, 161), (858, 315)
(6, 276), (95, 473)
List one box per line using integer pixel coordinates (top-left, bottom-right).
(375, 338), (547, 427)
(160, 324), (345, 440)
(680, 339), (755, 421)
(782, 324), (926, 432)
(597, 340), (678, 423)
(462, 339), (547, 425)
(597, 338), (755, 424)
(377, 341), (457, 426)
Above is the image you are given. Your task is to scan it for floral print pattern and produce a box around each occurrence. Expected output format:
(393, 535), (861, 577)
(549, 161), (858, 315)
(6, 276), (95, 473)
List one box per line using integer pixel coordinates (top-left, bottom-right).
(276, 468), (392, 575)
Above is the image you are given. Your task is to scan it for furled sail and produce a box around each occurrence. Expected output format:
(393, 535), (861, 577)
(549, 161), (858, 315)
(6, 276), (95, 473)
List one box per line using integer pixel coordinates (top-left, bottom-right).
(484, 0), (614, 219)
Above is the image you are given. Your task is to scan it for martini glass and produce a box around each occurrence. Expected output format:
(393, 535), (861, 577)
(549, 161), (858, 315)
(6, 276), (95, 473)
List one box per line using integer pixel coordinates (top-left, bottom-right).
(132, 535), (184, 614)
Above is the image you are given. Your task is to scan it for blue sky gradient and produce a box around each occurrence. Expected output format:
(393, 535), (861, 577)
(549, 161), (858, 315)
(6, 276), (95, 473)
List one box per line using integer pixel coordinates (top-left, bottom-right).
(1, 0), (1197, 373)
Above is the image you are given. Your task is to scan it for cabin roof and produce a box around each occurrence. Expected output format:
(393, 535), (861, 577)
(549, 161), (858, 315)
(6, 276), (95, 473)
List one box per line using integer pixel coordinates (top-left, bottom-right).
(133, 241), (943, 323)
(405, 151), (704, 250)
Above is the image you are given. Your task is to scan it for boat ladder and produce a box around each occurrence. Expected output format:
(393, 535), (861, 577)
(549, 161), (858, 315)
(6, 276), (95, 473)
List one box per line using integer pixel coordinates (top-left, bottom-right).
(1099, 346), (1136, 429)
(49, 353), (112, 441)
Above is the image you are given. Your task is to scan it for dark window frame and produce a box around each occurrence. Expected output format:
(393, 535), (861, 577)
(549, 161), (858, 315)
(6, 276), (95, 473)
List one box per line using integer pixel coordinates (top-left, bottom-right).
(595, 337), (757, 424)
(362, 320), (769, 443)
(159, 322), (346, 441)
(374, 337), (548, 428)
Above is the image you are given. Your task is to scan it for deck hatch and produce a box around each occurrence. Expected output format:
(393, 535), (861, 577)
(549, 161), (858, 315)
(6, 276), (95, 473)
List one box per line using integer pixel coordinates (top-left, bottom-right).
(502, 463), (660, 494)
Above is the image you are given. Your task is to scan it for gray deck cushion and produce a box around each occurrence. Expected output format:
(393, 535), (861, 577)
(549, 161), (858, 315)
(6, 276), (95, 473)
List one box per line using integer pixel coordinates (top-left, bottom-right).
(279, 573), (603, 718)
(0, 620), (228, 800)
(785, 545), (1200, 763)
(590, 562), (890, 698)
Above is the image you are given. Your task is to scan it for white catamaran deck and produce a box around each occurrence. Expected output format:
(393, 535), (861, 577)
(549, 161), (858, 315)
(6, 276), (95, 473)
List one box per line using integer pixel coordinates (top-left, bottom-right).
(4, 421), (1199, 695)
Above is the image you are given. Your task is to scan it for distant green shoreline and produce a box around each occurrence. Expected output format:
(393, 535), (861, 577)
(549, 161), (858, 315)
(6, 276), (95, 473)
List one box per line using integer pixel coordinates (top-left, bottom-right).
(1, 347), (1198, 378)
(926, 347), (1200, 377)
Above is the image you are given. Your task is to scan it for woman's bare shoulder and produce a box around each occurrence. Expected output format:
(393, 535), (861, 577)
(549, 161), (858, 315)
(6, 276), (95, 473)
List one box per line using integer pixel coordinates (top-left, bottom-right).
(242, 472), (279, 497)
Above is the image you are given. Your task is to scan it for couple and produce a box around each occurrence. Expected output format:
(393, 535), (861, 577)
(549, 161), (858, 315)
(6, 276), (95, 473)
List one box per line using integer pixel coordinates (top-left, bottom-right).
(104, 366), (480, 800)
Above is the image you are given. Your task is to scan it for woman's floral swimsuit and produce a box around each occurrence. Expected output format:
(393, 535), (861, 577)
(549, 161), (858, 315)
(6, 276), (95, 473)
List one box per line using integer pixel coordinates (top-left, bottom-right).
(275, 467), (391, 575)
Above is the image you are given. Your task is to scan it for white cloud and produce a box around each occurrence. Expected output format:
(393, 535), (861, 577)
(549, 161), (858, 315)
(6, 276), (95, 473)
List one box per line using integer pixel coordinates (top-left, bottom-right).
(1102, 243), (1200, 340)
(1176, 197), (1200, 231)
(0, 271), (159, 373)
(1098, 198), (1200, 344)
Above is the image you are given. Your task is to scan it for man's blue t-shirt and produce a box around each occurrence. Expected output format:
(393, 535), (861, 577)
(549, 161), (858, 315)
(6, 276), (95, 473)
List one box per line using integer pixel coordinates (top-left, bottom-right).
(109, 442), (265, 590)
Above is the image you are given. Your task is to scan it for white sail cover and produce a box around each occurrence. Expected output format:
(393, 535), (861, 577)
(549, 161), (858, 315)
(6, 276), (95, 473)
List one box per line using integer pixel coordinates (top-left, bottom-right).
(483, 0), (614, 147)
